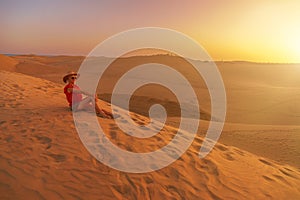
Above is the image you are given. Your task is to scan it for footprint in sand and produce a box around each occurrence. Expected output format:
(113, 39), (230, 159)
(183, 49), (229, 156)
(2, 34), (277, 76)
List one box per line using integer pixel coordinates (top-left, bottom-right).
(119, 119), (128, 124)
(224, 152), (235, 161)
(233, 148), (245, 156)
(46, 153), (67, 162)
(139, 126), (150, 131)
(110, 131), (117, 140)
(5, 135), (14, 142)
(215, 144), (228, 152)
(262, 175), (275, 182)
(258, 158), (275, 167)
(34, 135), (52, 149)
(272, 174), (290, 185)
(279, 168), (297, 179)
(109, 125), (119, 131)
(34, 135), (52, 144)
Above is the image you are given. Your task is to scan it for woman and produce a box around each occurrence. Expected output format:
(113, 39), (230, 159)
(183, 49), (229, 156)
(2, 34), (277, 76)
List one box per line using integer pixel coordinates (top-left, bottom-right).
(63, 71), (112, 118)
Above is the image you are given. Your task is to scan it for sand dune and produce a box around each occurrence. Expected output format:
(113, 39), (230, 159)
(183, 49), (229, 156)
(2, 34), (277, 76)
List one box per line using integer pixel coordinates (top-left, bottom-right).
(11, 54), (84, 83)
(1, 66), (300, 198)
(4, 54), (300, 125)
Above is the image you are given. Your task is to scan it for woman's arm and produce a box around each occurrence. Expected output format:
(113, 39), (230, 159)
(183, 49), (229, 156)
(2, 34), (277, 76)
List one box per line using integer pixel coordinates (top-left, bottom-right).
(67, 88), (93, 96)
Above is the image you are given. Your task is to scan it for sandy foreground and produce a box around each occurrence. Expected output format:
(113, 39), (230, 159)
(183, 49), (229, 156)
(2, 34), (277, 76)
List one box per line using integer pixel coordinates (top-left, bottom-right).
(0, 54), (300, 199)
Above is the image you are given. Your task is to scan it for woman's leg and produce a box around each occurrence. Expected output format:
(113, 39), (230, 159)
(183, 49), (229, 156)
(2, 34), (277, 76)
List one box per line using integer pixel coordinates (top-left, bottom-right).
(75, 97), (93, 111)
(76, 97), (112, 118)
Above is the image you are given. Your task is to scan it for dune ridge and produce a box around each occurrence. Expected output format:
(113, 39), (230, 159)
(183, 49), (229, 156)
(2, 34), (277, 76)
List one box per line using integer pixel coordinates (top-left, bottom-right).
(1, 69), (300, 199)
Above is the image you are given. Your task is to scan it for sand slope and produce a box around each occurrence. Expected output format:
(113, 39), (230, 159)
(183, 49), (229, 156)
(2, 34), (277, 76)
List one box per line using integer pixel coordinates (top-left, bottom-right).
(1, 70), (300, 199)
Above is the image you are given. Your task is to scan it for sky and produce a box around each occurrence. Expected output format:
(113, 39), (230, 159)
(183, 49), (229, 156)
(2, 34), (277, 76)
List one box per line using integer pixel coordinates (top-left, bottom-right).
(1, 0), (300, 63)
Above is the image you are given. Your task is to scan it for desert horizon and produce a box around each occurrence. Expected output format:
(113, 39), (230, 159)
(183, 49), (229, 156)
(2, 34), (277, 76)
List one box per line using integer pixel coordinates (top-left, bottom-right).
(3, 53), (300, 64)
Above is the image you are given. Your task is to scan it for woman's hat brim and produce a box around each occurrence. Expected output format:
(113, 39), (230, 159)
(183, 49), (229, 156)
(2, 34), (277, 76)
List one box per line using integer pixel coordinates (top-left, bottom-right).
(63, 72), (78, 83)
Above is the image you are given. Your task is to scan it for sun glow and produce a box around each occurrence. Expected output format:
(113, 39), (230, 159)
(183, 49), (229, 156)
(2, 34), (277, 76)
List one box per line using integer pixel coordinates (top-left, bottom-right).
(1, 1), (300, 63)
(286, 33), (300, 63)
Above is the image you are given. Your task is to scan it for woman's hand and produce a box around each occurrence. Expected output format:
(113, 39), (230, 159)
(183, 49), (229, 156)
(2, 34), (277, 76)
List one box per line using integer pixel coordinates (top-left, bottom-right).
(68, 88), (95, 97)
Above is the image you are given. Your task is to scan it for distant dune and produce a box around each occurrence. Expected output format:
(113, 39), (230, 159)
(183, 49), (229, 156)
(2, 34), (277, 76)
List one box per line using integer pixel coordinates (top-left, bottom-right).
(1, 54), (300, 199)
(0, 54), (19, 71)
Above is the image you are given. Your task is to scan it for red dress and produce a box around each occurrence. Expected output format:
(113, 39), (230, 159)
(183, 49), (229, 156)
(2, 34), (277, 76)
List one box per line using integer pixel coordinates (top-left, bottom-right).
(64, 83), (83, 107)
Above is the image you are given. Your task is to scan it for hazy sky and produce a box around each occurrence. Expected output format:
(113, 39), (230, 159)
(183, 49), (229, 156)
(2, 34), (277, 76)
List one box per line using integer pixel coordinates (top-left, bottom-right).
(1, 0), (300, 62)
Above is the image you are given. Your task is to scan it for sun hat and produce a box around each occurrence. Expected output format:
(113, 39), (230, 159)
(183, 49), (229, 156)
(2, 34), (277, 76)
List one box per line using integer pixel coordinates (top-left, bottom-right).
(63, 71), (79, 83)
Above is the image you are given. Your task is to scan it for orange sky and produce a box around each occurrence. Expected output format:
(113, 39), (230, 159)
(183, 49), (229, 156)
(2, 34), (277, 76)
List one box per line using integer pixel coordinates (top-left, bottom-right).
(1, 0), (300, 63)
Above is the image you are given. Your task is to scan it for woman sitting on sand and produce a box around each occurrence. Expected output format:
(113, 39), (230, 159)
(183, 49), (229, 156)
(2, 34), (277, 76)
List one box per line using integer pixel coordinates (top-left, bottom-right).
(63, 71), (112, 118)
